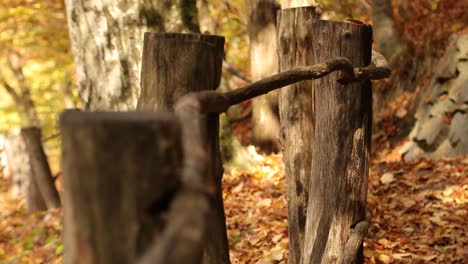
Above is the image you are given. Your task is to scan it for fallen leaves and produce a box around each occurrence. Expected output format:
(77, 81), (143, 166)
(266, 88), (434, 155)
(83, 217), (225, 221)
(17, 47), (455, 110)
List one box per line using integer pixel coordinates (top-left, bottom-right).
(0, 151), (466, 263)
(366, 156), (468, 263)
(0, 177), (62, 263)
(223, 153), (288, 264)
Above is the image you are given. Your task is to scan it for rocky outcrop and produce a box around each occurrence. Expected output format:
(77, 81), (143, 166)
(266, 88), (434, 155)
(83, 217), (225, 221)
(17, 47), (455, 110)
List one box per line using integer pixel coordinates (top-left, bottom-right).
(401, 33), (468, 160)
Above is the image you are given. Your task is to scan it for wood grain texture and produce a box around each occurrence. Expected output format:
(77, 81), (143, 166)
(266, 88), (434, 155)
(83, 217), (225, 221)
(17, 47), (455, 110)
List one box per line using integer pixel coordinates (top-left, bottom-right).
(301, 20), (372, 264)
(137, 33), (224, 111)
(277, 7), (319, 264)
(61, 111), (182, 264)
(137, 33), (230, 264)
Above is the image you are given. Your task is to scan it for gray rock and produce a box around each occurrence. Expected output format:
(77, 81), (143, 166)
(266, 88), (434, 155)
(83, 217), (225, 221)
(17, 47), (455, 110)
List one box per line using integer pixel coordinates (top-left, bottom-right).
(449, 112), (468, 149)
(404, 33), (468, 160)
(415, 116), (445, 146)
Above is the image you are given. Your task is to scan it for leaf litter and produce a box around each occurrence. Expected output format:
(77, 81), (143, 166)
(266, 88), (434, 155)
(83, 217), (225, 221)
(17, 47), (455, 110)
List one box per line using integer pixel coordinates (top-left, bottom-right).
(0, 153), (466, 263)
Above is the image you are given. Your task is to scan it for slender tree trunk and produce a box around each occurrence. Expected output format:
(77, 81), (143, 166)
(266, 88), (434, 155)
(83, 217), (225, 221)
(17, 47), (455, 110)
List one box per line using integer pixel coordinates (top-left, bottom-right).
(370, 0), (406, 66)
(2, 52), (41, 127)
(21, 127), (61, 209)
(370, 0), (408, 125)
(301, 20), (372, 264)
(197, 0), (215, 33)
(137, 33), (230, 264)
(248, 0), (281, 153)
(61, 111), (183, 264)
(277, 6), (319, 264)
(64, 0), (200, 110)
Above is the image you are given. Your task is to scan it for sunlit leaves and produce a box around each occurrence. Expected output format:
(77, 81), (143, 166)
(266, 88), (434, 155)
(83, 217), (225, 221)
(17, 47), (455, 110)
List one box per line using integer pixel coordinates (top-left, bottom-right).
(0, 0), (75, 139)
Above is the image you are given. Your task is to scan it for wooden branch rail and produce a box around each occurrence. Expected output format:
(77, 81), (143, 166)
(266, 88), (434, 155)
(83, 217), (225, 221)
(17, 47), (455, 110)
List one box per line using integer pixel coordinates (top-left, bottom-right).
(139, 52), (390, 263)
(177, 52), (390, 115)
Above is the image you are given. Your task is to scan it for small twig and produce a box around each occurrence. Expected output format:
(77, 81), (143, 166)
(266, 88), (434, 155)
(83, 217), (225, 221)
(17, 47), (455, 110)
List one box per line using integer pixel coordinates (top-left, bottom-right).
(42, 133), (61, 142)
(223, 60), (252, 83)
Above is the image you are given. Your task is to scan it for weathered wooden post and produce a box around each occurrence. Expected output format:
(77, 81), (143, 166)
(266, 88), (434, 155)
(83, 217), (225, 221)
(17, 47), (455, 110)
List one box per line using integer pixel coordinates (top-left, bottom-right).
(137, 33), (229, 264)
(279, 7), (373, 264)
(277, 6), (319, 264)
(21, 126), (61, 209)
(61, 111), (183, 264)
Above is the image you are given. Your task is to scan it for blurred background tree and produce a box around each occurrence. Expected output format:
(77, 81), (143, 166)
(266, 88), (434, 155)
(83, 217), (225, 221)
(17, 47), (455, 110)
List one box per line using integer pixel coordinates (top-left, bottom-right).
(0, 0), (76, 136)
(0, 0), (466, 177)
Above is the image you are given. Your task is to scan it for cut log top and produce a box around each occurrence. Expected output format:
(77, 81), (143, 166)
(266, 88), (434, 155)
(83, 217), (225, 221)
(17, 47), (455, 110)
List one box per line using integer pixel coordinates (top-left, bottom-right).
(144, 32), (225, 45)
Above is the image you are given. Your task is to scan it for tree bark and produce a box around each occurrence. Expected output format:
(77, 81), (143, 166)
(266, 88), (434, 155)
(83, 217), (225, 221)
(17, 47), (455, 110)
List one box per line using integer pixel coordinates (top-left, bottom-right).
(64, 0), (200, 110)
(61, 111), (183, 264)
(21, 127), (61, 209)
(248, 0), (281, 153)
(137, 33), (229, 264)
(301, 20), (372, 264)
(277, 7), (319, 264)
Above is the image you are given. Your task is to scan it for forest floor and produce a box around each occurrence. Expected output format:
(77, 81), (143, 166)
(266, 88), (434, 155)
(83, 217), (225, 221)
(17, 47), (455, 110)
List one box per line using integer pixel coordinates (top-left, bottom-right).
(0, 151), (466, 263)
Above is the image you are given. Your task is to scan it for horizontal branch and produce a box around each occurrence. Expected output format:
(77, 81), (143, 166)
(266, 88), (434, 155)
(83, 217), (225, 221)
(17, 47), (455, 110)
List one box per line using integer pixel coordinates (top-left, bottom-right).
(353, 50), (391, 82)
(225, 57), (355, 105)
(182, 52), (391, 113)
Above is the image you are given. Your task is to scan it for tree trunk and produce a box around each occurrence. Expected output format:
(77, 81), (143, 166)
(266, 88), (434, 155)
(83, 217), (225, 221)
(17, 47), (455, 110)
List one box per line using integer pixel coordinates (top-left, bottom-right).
(21, 127), (61, 209)
(301, 20), (372, 264)
(369, 0), (408, 125)
(280, 0), (315, 8)
(197, 0), (215, 33)
(370, 0), (406, 66)
(277, 7), (319, 264)
(137, 33), (229, 264)
(248, 0), (281, 153)
(64, 0), (200, 110)
(61, 111), (182, 264)
(3, 133), (47, 211)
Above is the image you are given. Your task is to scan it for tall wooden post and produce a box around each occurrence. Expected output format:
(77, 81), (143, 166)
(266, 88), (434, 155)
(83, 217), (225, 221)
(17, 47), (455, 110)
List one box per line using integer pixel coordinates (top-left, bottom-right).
(61, 111), (183, 264)
(137, 33), (230, 264)
(303, 20), (372, 264)
(277, 7), (319, 264)
(279, 9), (372, 264)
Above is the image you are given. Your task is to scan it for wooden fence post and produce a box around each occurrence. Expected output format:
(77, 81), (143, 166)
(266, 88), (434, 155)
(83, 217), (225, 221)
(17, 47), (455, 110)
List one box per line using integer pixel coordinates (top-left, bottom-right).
(279, 9), (373, 264)
(137, 33), (229, 264)
(277, 7), (319, 264)
(61, 111), (183, 264)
